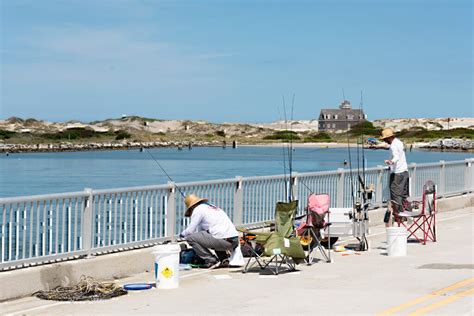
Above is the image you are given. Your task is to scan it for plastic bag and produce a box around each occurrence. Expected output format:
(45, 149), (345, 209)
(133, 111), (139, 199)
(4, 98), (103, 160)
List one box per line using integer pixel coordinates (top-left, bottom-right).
(229, 245), (245, 266)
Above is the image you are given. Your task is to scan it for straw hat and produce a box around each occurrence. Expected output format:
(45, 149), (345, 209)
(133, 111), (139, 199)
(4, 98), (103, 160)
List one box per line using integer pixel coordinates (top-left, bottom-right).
(184, 194), (208, 217)
(380, 128), (395, 140)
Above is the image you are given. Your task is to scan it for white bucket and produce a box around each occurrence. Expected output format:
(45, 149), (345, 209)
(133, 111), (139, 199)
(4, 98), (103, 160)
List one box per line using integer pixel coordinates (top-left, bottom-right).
(386, 227), (408, 257)
(152, 244), (181, 289)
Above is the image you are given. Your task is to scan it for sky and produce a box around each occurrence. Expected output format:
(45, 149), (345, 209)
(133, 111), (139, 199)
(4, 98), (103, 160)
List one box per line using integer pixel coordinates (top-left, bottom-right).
(0, 0), (472, 123)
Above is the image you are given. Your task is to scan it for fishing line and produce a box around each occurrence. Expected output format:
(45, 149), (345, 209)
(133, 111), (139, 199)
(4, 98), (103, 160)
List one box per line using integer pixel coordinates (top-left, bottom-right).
(299, 178), (314, 194)
(143, 147), (186, 198)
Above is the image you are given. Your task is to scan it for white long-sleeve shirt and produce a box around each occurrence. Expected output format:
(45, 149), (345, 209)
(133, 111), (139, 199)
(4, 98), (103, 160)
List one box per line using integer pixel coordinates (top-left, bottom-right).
(181, 203), (238, 239)
(389, 138), (408, 174)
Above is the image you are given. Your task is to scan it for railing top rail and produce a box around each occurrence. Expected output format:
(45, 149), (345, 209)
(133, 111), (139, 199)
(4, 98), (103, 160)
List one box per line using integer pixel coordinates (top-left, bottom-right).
(0, 191), (89, 204)
(0, 159), (469, 201)
(92, 184), (170, 195)
(174, 178), (238, 188)
(445, 159), (473, 166)
(409, 160), (472, 168)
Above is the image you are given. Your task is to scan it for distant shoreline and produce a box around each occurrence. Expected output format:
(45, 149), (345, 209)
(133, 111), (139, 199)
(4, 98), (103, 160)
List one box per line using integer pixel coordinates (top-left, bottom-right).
(1, 141), (472, 154)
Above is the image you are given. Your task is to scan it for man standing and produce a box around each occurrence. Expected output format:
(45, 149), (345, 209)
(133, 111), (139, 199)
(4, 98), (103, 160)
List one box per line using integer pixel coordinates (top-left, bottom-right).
(180, 194), (239, 269)
(380, 128), (409, 226)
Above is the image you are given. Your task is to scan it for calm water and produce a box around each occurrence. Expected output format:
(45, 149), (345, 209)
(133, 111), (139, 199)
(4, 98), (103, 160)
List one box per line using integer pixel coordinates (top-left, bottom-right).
(1, 146), (472, 198)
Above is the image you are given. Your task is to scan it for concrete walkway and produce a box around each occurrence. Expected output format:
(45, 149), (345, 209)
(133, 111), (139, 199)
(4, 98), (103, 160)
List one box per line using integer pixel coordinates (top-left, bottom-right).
(1, 207), (473, 315)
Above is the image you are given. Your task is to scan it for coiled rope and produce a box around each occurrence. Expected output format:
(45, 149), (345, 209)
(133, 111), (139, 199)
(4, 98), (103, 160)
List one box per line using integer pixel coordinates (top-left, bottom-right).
(34, 275), (127, 301)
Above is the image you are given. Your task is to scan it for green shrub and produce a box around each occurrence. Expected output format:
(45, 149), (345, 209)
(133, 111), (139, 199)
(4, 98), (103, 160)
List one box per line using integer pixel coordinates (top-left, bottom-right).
(114, 130), (131, 140)
(0, 129), (15, 139)
(349, 121), (382, 136)
(304, 132), (332, 142)
(263, 130), (300, 141)
(42, 128), (97, 140)
(397, 127), (474, 140)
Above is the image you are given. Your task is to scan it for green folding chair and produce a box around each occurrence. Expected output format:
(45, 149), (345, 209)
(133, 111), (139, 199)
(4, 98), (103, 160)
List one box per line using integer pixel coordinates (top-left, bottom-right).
(240, 200), (306, 275)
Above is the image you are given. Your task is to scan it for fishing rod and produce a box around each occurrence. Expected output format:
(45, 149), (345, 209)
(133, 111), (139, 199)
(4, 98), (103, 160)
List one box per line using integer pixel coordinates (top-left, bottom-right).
(143, 147), (187, 198)
(281, 96), (289, 201)
(344, 96), (355, 209)
(343, 91), (371, 251)
(288, 93), (296, 202)
(360, 90), (367, 189)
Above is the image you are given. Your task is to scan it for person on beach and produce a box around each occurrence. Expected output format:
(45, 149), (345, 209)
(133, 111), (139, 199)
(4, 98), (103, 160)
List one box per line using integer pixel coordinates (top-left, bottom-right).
(378, 128), (410, 227)
(179, 194), (239, 269)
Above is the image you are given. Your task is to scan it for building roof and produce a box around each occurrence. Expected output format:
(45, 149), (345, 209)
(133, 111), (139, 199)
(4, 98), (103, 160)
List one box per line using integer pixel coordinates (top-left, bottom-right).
(320, 109), (364, 116)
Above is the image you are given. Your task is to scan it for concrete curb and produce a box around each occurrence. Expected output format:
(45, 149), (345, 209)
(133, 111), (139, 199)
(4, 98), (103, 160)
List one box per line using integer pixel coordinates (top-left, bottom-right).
(1, 193), (473, 302)
(0, 247), (157, 302)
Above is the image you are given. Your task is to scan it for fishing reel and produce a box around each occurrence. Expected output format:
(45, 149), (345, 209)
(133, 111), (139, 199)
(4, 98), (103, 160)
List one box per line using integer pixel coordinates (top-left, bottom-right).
(363, 183), (375, 200)
(348, 201), (363, 220)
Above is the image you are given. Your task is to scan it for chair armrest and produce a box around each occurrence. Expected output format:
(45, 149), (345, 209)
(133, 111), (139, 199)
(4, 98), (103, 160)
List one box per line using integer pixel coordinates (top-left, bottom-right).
(236, 226), (249, 233)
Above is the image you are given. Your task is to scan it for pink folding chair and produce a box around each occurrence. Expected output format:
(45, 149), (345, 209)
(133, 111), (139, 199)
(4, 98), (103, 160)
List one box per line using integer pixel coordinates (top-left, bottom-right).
(296, 193), (331, 264)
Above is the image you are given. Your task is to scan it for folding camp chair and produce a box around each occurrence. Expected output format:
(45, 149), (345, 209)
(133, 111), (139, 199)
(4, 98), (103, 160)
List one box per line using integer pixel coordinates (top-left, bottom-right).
(395, 180), (437, 245)
(296, 193), (331, 264)
(239, 200), (306, 275)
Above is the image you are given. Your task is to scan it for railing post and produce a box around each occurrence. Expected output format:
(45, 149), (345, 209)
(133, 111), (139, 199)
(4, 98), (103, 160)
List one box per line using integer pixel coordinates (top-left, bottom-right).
(233, 176), (243, 226)
(439, 160), (446, 198)
(166, 182), (176, 242)
(466, 158), (473, 193)
(410, 163), (417, 198)
(82, 188), (94, 257)
(336, 168), (345, 208)
(375, 166), (384, 207)
(291, 173), (298, 202)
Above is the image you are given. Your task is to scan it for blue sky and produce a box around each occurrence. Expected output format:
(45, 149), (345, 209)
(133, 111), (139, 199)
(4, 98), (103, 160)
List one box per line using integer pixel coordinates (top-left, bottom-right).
(0, 0), (472, 123)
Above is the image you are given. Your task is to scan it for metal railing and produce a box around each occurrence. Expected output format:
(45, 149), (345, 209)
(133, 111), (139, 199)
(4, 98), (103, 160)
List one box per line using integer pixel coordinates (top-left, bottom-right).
(1, 158), (472, 270)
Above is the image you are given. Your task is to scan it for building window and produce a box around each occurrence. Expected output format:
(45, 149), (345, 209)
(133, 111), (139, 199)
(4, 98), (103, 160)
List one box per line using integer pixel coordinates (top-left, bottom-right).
(347, 115), (353, 120)
(334, 115), (338, 119)
(332, 123), (336, 128)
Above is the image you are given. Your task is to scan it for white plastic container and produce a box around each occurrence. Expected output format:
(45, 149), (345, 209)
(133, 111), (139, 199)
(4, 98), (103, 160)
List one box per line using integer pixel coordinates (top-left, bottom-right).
(386, 227), (408, 257)
(152, 244), (181, 289)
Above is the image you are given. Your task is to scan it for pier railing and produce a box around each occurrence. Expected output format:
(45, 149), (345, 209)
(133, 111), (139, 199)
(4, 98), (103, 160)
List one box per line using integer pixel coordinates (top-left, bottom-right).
(1, 159), (472, 270)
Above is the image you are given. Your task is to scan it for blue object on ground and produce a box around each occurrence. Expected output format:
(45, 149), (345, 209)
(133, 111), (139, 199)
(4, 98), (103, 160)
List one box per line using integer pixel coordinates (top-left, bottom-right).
(123, 283), (153, 291)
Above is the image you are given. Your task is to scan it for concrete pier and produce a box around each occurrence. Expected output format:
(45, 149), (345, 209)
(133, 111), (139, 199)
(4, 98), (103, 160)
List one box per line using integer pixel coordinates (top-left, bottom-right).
(0, 198), (473, 315)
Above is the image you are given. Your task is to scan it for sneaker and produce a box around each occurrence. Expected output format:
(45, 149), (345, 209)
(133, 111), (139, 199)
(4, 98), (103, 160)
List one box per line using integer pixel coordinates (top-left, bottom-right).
(202, 261), (220, 269)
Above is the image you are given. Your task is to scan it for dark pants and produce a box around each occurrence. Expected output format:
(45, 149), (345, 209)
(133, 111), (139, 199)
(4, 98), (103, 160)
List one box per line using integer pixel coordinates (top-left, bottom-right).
(389, 171), (409, 212)
(186, 231), (238, 264)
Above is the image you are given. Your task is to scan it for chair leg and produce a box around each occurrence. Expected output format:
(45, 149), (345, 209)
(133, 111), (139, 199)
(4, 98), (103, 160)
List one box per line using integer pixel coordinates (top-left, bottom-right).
(422, 215), (427, 245)
(309, 229), (330, 263)
(301, 229), (314, 265)
(403, 218), (425, 244)
(242, 247), (265, 273)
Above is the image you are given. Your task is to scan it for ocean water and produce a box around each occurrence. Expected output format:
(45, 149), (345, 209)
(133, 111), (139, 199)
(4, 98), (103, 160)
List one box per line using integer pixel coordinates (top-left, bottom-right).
(0, 146), (472, 198)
